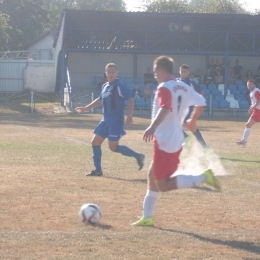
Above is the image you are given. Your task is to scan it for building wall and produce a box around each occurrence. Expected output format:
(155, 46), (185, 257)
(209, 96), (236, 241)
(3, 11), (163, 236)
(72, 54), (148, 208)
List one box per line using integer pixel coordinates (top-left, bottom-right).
(27, 35), (55, 60)
(0, 60), (55, 93)
(67, 52), (260, 92)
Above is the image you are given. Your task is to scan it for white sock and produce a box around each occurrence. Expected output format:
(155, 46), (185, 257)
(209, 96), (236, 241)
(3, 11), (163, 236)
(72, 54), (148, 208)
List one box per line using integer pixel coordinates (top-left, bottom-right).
(242, 128), (251, 142)
(143, 190), (159, 219)
(176, 174), (206, 189)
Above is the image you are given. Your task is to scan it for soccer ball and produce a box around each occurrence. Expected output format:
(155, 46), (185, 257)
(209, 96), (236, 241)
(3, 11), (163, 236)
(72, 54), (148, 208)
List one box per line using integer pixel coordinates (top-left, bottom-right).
(79, 203), (102, 224)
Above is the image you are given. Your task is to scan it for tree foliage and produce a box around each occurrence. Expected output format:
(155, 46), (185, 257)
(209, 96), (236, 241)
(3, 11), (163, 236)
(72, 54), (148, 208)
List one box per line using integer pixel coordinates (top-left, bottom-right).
(76, 0), (126, 11)
(0, 11), (10, 51)
(141, 0), (249, 14)
(189, 0), (247, 14)
(0, 0), (126, 51)
(144, 0), (190, 13)
(0, 0), (50, 50)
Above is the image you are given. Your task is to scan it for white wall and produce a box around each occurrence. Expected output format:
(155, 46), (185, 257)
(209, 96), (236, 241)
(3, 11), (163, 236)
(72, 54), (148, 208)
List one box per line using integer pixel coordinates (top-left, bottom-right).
(66, 52), (260, 92)
(68, 52), (134, 89)
(0, 60), (55, 93)
(24, 66), (56, 92)
(27, 34), (55, 60)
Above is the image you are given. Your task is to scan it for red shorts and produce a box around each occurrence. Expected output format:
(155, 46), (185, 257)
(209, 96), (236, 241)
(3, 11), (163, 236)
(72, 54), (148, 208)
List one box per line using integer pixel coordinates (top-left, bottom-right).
(251, 108), (260, 122)
(153, 139), (182, 180)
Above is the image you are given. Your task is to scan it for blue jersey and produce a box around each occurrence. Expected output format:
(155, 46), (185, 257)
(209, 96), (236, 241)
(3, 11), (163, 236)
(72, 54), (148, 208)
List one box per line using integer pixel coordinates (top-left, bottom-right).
(99, 79), (133, 123)
(177, 77), (202, 94)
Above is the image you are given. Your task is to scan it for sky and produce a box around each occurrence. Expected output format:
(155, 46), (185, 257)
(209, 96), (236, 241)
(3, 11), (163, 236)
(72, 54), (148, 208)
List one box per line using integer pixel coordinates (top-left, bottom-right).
(125, 0), (260, 12)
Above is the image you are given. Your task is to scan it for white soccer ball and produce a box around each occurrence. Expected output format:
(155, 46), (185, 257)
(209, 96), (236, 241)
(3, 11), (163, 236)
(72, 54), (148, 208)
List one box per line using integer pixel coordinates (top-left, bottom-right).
(79, 203), (102, 224)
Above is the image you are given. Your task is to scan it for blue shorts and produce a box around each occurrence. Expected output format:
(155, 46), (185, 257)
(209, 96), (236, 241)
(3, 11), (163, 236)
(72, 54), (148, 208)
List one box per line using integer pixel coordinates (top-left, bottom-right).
(94, 120), (126, 141)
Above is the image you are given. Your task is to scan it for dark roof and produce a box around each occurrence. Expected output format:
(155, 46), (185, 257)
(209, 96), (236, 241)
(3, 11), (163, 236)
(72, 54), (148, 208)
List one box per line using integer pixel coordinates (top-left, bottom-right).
(65, 10), (260, 32)
(58, 10), (260, 54)
(26, 29), (58, 49)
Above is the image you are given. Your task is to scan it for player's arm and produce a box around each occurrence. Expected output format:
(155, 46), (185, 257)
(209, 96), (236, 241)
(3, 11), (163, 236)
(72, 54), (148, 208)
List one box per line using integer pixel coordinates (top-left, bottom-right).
(143, 107), (169, 142)
(125, 97), (134, 126)
(75, 98), (101, 113)
(143, 87), (171, 142)
(185, 105), (204, 132)
(249, 91), (260, 113)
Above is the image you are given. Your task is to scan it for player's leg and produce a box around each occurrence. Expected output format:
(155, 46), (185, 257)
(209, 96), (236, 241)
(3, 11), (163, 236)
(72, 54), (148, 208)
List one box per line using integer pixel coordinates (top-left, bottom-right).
(108, 123), (145, 170)
(182, 107), (193, 143)
(152, 144), (220, 192)
(184, 106), (208, 148)
(157, 169), (220, 192)
(237, 116), (256, 145)
(191, 128), (208, 148)
(132, 163), (159, 226)
(87, 121), (107, 176)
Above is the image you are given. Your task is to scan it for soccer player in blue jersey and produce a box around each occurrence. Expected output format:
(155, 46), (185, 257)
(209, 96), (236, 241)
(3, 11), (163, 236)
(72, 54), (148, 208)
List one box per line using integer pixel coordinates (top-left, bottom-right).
(177, 64), (209, 150)
(75, 63), (145, 176)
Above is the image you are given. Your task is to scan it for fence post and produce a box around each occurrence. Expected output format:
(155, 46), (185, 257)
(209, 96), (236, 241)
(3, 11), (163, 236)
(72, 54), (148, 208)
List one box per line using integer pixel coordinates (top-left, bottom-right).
(209, 94), (212, 116)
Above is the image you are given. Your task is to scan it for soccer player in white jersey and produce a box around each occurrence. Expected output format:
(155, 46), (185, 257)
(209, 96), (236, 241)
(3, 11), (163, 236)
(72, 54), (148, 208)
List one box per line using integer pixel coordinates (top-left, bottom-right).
(236, 79), (260, 145)
(132, 56), (221, 227)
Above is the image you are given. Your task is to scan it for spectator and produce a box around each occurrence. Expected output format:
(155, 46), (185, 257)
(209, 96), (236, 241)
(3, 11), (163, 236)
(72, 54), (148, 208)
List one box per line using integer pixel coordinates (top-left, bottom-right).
(227, 67), (236, 85)
(207, 58), (215, 75)
(97, 77), (104, 90)
(103, 73), (107, 83)
(204, 69), (214, 86)
(220, 57), (231, 77)
(132, 84), (142, 100)
(214, 58), (221, 75)
(244, 70), (253, 84)
(144, 67), (156, 85)
(254, 68), (260, 88)
(215, 70), (223, 86)
(233, 60), (243, 79)
(189, 73), (198, 84)
(143, 84), (152, 100)
(195, 69), (204, 84)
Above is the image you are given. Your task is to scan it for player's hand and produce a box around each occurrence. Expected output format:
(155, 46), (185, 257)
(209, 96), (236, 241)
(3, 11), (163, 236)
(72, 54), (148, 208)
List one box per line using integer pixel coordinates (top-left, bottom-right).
(125, 115), (133, 126)
(143, 126), (155, 142)
(75, 107), (86, 113)
(248, 108), (253, 114)
(185, 119), (197, 133)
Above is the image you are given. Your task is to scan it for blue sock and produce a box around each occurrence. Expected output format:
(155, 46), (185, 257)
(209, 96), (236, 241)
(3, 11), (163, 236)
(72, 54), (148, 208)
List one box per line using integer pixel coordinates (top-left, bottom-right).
(193, 129), (207, 148)
(183, 130), (188, 138)
(116, 145), (140, 159)
(92, 146), (102, 172)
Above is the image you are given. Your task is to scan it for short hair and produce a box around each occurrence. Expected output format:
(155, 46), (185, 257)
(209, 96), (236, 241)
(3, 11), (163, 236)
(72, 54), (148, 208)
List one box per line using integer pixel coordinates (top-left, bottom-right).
(105, 63), (117, 71)
(179, 64), (190, 71)
(247, 78), (255, 84)
(154, 56), (174, 74)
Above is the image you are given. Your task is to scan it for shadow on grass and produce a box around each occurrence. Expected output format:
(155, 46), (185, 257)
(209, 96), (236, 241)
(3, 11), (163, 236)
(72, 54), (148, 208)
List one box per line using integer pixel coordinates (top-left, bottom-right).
(95, 223), (113, 230)
(155, 227), (260, 256)
(103, 176), (147, 184)
(191, 186), (218, 192)
(220, 158), (260, 164)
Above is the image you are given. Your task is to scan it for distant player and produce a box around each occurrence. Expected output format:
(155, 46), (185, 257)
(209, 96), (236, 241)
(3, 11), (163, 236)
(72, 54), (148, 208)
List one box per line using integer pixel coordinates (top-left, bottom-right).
(132, 56), (221, 227)
(177, 64), (209, 150)
(75, 63), (145, 176)
(236, 79), (260, 146)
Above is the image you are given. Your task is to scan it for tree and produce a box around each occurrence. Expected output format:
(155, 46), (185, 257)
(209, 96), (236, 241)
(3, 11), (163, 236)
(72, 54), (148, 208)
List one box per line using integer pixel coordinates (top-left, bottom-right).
(141, 0), (190, 13)
(0, 11), (10, 51)
(76, 0), (126, 11)
(188, 0), (247, 14)
(141, 0), (248, 14)
(0, 0), (50, 50)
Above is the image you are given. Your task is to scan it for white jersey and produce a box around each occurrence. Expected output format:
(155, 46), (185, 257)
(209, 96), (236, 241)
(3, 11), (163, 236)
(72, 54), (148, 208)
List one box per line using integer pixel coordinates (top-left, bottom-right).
(250, 88), (260, 109)
(152, 80), (206, 153)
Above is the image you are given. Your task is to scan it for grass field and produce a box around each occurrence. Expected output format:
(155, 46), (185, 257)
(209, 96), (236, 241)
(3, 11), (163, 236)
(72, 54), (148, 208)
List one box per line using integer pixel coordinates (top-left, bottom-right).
(1, 104), (260, 259)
